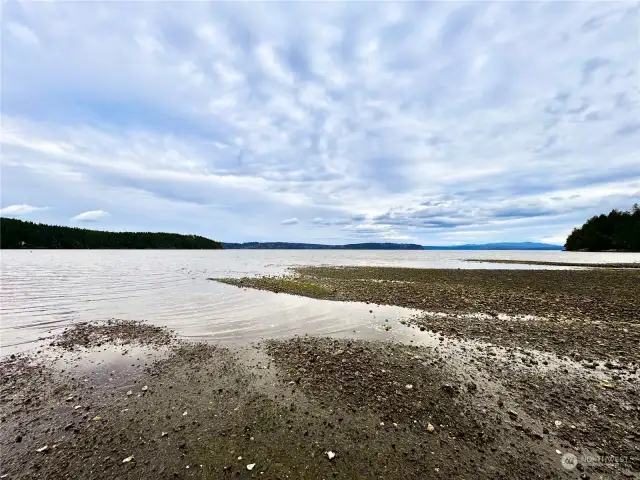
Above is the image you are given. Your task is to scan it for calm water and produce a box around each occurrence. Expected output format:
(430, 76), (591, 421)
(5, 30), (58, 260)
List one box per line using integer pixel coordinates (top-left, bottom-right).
(2, 249), (638, 355)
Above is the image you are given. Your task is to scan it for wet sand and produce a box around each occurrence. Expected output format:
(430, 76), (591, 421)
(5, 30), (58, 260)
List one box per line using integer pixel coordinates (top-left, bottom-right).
(2, 266), (639, 479)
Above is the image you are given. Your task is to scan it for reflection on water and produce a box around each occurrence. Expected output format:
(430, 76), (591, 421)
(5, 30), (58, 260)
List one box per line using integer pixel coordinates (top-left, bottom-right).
(2, 249), (639, 355)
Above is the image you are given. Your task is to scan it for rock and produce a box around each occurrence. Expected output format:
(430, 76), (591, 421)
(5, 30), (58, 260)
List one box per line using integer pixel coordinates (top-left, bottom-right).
(15, 435), (22, 443)
(326, 451), (336, 460)
(554, 420), (562, 428)
(122, 456), (134, 463)
(141, 386), (148, 391)
(427, 423), (435, 433)
(126, 390), (133, 396)
(246, 463), (255, 471)
(36, 445), (49, 453)
(405, 384), (413, 390)
(466, 382), (477, 392)
(508, 410), (518, 419)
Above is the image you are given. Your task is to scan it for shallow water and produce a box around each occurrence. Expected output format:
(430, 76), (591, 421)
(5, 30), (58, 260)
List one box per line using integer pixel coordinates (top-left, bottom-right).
(2, 249), (639, 354)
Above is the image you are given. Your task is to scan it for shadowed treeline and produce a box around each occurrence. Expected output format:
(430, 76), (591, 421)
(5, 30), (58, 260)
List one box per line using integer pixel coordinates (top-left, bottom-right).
(565, 204), (640, 252)
(0, 218), (223, 249)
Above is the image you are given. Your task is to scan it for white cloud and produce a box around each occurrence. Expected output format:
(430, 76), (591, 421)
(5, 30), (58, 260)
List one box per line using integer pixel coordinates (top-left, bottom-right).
(281, 217), (299, 225)
(6, 22), (40, 45)
(1, 2), (638, 243)
(71, 210), (110, 222)
(0, 204), (48, 216)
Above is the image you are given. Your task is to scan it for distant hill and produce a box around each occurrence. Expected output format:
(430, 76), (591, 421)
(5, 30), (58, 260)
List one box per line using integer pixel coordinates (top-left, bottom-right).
(222, 242), (424, 250)
(0, 218), (223, 249)
(565, 204), (640, 252)
(422, 242), (563, 251)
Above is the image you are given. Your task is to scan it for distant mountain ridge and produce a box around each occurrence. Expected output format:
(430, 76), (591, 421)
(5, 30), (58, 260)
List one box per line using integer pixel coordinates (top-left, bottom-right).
(222, 242), (424, 250)
(223, 241), (562, 250)
(422, 242), (563, 250)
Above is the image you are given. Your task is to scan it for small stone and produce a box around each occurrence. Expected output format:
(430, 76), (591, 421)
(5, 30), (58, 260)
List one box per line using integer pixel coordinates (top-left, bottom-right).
(141, 386), (148, 391)
(36, 445), (49, 453)
(161, 432), (168, 437)
(182, 411), (188, 416)
(427, 423), (435, 433)
(554, 420), (562, 428)
(126, 390), (133, 396)
(327, 451), (336, 460)
(405, 384), (413, 390)
(122, 456), (134, 463)
(15, 435), (22, 443)
(247, 464), (255, 471)
(65, 396), (74, 402)
(508, 410), (518, 419)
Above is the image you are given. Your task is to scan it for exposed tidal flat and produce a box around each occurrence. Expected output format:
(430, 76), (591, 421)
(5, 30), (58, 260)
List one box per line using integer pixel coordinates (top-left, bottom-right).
(1, 251), (639, 479)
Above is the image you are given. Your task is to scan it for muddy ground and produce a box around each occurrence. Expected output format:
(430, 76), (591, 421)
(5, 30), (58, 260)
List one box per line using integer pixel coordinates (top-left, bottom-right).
(2, 266), (639, 479)
(217, 267), (640, 364)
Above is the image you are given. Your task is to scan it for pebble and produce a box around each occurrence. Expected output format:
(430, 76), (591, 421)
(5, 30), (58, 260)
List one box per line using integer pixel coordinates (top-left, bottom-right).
(427, 423), (435, 433)
(247, 463), (255, 471)
(122, 456), (134, 463)
(327, 451), (336, 460)
(36, 445), (49, 453)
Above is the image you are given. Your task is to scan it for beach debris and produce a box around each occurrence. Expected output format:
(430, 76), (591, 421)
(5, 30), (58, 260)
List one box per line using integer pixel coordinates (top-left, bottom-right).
(122, 455), (134, 463)
(327, 451), (336, 460)
(182, 411), (188, 416)
(74, 405), (82, 410)
(92, 415), (102, 421)
(556, 450), (562, 455)
(405, 384), (413, 390)
(141, 386), (148, 391)
(237, 456), (242, 460)
(126, 390), (133, 396)
(247, 463), (255, 471)
(598, 381), (615, 389)
(161, 432), (168, 437)
(508, 410), (518, 419)
(554, 420), (562, 428)
(65, 395), (74, 402)
(36, 445), (49, 453)
(427, 423), (435, 433)
(379, 422), (384, 426)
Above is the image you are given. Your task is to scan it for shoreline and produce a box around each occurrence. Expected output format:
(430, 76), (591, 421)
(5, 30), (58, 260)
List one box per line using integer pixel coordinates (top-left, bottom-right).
(2, 266), (639, 479)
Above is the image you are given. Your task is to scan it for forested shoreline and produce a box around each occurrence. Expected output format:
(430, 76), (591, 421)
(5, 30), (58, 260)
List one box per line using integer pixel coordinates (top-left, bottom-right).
(565, 204), (640, 252)
(0, 218), (223, 249)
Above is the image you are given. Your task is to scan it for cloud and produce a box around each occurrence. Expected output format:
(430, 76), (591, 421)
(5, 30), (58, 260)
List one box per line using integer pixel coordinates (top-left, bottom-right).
(1, 2), (638, 243)
(0, 204), (48, 217)
(71, 210), (110, 222)
(280, 217), (299, 226)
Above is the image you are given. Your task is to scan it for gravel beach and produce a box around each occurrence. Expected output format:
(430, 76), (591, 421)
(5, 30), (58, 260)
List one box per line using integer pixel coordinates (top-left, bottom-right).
(2, 266), (639, 479)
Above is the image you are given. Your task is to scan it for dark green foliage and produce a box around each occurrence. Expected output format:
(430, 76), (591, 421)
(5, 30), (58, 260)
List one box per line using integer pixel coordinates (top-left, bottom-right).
(565, 204), (640, 252)
(0, 218), (223, 249)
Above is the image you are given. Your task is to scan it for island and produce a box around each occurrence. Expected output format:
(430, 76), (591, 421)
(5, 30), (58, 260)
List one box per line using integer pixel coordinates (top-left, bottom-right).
(0, 218), (223, 249)
(222, 242), (424, 250)
(565, 204), (640, 252)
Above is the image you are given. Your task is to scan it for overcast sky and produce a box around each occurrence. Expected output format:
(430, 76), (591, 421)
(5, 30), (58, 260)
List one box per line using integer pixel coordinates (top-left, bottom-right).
(1, 2), (638, 245)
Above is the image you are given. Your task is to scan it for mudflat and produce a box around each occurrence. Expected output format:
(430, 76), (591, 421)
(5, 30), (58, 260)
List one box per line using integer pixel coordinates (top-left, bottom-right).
(2, 266), (639, 479)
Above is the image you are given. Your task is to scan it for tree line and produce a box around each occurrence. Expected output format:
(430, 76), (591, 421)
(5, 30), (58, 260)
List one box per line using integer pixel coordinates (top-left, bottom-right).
(0, 218), (223, 249)
(564, 204), (640, 252)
